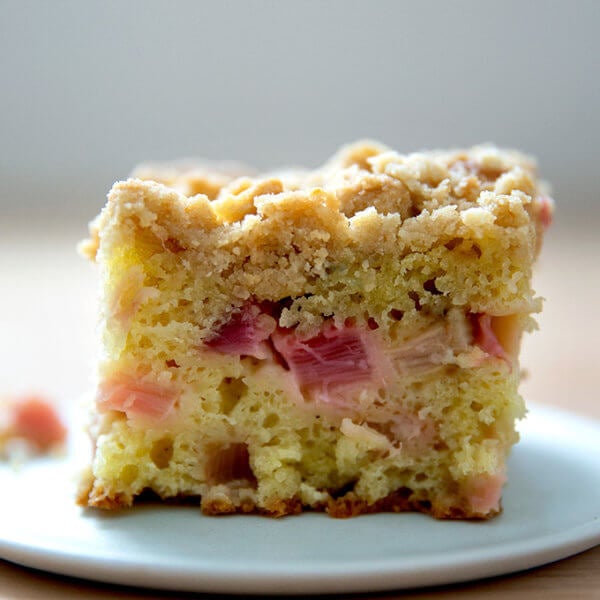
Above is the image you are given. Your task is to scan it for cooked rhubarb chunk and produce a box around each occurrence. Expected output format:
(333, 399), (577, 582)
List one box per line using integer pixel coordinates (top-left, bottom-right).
(97, 377), (177, 421)
(271, 323), (380, 404)
(0, 395), (66, 455)
(205, 303), (276, 359)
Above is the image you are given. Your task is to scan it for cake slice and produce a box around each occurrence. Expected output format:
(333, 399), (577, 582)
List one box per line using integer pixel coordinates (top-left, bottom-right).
(78, 141), (552, 518)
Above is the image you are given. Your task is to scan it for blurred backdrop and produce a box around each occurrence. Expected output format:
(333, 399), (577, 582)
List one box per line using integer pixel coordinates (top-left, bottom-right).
(1, 0), (599, 224)
(0, 1), (599, 415)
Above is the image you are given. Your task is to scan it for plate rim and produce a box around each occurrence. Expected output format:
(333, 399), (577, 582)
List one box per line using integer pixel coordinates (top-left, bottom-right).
(1, 402), (599, 594)
(2, 523), (599, 594)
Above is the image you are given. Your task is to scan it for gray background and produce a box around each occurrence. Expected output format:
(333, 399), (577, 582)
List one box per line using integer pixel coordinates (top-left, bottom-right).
(1, 0), (598, 225)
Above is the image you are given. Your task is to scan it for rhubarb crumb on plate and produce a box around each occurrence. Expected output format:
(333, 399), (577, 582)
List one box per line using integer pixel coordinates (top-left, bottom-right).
(0, 395), (67, 461)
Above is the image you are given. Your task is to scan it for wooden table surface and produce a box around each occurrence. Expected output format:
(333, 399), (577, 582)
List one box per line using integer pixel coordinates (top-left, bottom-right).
(0, 221), (598, 599)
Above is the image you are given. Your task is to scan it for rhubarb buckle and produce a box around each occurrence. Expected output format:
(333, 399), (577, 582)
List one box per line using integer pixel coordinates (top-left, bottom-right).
(78, 141), (552, 519)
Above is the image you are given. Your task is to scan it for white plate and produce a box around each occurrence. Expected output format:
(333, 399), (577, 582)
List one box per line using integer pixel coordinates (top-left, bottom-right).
(0, 403), (599, 595)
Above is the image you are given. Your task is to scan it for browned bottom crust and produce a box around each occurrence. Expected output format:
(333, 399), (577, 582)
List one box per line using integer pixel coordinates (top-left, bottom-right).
(78, 479), (499, 520)
(325, 489), (499, 520)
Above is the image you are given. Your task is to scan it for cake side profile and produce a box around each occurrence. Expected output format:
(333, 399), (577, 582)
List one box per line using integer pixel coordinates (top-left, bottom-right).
(78, 141), (552, 518)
